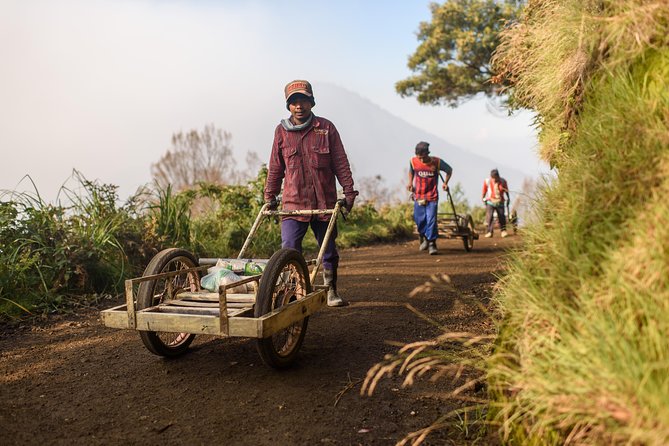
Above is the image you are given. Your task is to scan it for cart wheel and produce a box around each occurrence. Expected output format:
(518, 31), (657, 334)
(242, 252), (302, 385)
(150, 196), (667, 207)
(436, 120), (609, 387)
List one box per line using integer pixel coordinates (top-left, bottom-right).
(137, 248), (200, 357)
(463, 215), (475, 252)
(255, 248), (311, 369)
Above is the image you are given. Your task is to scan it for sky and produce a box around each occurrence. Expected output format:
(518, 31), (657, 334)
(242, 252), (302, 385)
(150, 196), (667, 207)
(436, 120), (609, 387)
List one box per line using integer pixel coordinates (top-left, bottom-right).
(0, 0), (545, 202)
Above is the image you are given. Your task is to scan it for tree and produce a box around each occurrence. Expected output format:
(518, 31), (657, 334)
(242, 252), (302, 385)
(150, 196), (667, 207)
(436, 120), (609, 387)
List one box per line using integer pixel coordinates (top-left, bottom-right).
(151, 124), (237, 191)
(396, 0), (523, 107)
(357, 175), (393, 207)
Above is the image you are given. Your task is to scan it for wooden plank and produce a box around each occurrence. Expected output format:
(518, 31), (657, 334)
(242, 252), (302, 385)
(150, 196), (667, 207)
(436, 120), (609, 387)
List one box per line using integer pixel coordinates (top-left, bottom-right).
(162, 300), (218, 308)
(101, 304), (131, 329)
(148, 306), (251, 318)
(160, 300), (254, 309)
(228, 317), (260, 338)
(125, 280), (136, 330)
(100, 304), (253, 330)
(128, 265), (209, 285)
(227, 307), (253, 318)
(218, 285), (228, 336)
(258, 290), (327, 338)
(159, 300), (253, 309)
(135, 312), (221, 335)
(177, 292), (256, 304)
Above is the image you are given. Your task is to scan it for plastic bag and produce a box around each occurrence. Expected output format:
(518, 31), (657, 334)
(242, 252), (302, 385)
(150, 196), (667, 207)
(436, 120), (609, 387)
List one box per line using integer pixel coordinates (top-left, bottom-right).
(213, 258), (267, 275)
(200, 268), (249, 293)
(243, 261), (267, 275)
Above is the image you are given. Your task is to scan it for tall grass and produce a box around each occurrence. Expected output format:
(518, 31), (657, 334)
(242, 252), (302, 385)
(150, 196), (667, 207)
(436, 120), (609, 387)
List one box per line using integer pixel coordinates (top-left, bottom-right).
(0, 168), (414, 321)
(0, 174), (151, 318)
(488, 1), (669, 443)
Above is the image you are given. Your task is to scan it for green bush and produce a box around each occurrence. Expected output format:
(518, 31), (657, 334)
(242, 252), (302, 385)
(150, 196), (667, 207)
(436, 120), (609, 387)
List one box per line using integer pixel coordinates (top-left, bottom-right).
(0, 176), (151, 318)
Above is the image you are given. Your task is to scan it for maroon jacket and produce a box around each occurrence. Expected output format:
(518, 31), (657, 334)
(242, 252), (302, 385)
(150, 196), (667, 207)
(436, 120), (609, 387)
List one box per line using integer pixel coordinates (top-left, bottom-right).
(264, 115), (357, 221)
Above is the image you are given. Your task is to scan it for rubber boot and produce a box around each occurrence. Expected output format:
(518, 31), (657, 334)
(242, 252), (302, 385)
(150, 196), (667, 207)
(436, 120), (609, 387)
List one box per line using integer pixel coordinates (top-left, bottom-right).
(428, 240), (438, 255)
(323, 269), (347, 307)
(419, 235), (429, 251)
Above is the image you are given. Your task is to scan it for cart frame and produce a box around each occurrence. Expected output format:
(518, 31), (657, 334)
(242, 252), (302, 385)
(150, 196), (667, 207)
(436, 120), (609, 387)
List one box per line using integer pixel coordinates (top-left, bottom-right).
(436, 189), (479, 251)
(100, 201), (346, 366)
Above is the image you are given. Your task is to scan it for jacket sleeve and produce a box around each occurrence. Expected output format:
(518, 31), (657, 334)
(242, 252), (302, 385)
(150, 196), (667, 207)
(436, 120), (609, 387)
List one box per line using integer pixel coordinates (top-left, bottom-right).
(264, 126), (285, 201)
(482, 180), (488, 199)
(328, 124), (358, 198)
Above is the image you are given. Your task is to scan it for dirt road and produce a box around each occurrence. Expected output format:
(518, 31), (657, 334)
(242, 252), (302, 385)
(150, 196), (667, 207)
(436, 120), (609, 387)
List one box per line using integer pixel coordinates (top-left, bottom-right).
(0, 236), (517, 445)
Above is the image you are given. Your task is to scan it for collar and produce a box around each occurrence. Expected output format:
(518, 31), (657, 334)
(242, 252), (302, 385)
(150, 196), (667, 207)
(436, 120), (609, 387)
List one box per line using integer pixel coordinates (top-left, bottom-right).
(281, 113), (315, 132)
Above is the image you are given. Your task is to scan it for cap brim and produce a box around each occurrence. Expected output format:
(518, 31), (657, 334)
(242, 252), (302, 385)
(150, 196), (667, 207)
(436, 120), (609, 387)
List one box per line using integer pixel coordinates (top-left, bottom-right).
(286, 90), (313, 101)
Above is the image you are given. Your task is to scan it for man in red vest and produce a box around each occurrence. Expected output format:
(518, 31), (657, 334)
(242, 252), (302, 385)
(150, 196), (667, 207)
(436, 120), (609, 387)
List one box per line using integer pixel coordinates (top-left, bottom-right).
(406, 141), (453, 255)
(481, 168), (510, 238)
(264, 80), (358, 307)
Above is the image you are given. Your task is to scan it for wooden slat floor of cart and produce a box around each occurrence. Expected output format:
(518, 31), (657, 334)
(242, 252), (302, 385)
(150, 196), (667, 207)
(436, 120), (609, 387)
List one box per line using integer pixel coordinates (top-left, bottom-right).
(100, 289), (327, 339)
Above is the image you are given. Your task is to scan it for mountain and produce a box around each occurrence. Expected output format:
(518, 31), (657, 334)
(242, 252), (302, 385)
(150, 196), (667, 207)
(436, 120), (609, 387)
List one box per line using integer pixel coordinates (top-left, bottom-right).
(316, 84), (530, 204)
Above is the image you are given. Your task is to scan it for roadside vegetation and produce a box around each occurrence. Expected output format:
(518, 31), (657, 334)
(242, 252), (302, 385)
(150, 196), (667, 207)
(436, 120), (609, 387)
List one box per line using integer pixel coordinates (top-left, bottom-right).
(487, 1), (669, 443)
(0, 168), (413, 321)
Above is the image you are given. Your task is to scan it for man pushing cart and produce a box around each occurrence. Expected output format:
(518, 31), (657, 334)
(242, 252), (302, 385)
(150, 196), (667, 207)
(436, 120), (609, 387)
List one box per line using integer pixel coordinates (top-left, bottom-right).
(264, 79), (358, 307)
(406, 141), (453, 255)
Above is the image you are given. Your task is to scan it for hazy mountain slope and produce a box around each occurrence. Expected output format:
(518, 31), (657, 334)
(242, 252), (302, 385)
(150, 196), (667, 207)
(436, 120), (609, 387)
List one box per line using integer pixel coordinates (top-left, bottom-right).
(314, 84), (530, 204)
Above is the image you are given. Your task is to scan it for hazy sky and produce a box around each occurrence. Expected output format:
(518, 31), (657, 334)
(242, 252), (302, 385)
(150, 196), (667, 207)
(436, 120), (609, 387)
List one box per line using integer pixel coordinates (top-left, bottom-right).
(1, 0), (543, 201)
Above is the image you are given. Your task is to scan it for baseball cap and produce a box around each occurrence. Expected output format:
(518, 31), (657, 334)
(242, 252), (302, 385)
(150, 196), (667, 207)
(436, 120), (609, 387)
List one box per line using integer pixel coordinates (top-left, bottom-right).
(284, 80), (314, 102)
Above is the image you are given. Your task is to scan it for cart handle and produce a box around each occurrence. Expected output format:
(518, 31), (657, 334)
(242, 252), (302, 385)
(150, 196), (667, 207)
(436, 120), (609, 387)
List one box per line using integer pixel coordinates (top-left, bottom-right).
(438, 172), (459, 219)
(263, 209), (337, 216)
(446, 188), (459, 219)
(237, 200), (345, 288)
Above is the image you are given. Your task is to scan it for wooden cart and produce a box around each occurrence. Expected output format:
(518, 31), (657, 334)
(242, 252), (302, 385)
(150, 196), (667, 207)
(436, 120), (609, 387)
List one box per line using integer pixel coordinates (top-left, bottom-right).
(437, 189), (479, 252)
(100, 202), (345, 369)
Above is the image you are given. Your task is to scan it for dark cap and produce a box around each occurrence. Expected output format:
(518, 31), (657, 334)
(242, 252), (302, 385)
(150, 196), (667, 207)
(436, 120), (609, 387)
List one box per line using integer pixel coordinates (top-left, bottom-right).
(491, 168), (500, 177)
(415, 141), (430, 154)
(285, 80), (314, 102)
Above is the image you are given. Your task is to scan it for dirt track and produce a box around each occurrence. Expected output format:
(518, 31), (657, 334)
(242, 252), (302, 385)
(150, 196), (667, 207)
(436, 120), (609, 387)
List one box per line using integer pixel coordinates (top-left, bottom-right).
(0, 236), (517, 445)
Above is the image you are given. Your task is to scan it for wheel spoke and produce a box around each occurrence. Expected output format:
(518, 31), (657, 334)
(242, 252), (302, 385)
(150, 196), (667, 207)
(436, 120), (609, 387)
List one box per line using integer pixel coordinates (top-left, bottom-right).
(270, 261), (306, 356)
(146, 256), (199, 349)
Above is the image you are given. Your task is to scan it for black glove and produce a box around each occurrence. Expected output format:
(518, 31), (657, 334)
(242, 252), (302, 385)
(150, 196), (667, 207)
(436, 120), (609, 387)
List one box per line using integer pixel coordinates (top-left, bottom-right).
(344, 195), (355, 213)
(266, 198), (278, 210)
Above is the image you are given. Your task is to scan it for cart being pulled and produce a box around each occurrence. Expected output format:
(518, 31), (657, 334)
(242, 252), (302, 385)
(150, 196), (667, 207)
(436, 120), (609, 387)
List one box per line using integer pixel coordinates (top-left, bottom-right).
(437, 189), (479, 251)
(100, 201), (346, 369)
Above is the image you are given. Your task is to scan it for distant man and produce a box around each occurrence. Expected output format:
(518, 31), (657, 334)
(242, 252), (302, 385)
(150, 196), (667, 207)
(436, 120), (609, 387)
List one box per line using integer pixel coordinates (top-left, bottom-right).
(481, 168), (510, 238)
(406, 141), (452, 255)
(264, 80), (358, 307)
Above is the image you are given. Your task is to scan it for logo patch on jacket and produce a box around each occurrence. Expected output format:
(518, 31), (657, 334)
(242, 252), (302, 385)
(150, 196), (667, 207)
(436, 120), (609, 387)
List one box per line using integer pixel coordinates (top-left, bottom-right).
(313, 129), (328, 135)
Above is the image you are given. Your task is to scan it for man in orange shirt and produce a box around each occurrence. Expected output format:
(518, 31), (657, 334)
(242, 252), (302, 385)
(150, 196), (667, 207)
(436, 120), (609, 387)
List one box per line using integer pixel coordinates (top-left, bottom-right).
(481, 168), (510, 238)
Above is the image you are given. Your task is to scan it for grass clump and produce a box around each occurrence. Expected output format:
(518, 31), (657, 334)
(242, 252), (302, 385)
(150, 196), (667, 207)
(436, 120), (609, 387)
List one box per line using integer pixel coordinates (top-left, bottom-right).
(488, 1), (669, 443)
(0, 175), (157, 318)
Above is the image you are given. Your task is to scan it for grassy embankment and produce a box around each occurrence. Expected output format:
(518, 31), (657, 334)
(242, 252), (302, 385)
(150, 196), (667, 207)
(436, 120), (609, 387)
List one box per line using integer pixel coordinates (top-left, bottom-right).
(488, 1), (669, 443)
(0, 168), (413, 321)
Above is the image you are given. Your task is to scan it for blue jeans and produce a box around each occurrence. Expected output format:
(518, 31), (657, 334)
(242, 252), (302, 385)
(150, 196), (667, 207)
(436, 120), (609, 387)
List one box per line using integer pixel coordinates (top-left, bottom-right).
(281, 218), (339, 271)
(413, 200), (438, 241)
